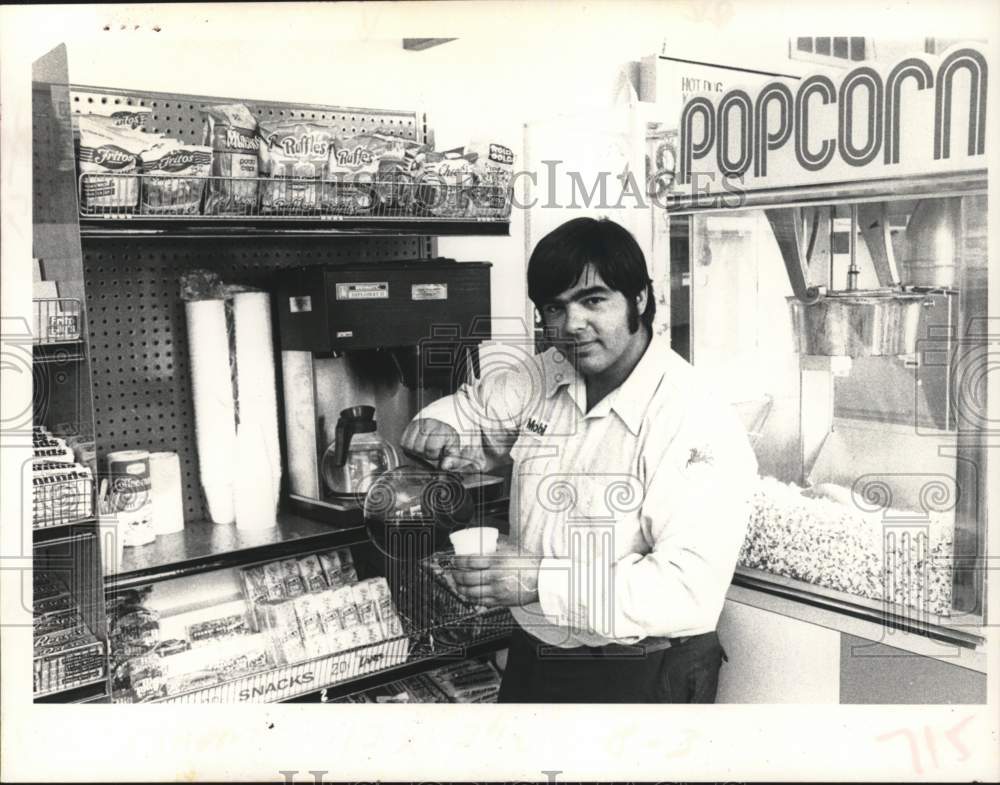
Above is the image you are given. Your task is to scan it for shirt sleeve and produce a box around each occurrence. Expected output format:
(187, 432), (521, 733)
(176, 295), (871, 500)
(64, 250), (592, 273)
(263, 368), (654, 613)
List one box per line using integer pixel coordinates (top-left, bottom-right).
(413, 365), (529, 473)
(536, 419), (759, 643)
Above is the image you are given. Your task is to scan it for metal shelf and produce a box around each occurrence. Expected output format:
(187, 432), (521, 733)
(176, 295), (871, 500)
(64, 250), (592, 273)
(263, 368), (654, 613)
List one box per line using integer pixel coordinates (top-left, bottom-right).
(78, 174), (512, 238)
(732, 567), (985, 649)
(33, 342), (87, 364)
(104, 509), (367, 592)
(79, 219), (510, 238)
(34, 674), (108, 704)
(33, 518), (98, 547)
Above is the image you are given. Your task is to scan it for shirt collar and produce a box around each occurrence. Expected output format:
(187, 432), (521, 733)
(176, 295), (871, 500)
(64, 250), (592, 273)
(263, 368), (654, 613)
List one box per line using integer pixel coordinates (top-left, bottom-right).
(542, 334), (670, 435)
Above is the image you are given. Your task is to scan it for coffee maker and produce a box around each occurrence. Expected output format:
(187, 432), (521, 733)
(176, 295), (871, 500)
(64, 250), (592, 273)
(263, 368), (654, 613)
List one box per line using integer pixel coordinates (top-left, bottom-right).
(274, 259), (495, 517)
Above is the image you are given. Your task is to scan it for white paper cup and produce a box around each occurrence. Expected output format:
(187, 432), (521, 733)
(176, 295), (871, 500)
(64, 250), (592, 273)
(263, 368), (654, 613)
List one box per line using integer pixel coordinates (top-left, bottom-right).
(449, 526), (499, 556)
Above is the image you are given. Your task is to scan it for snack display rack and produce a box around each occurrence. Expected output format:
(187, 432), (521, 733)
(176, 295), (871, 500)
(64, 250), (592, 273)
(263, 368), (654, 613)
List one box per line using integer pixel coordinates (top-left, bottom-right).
(32, 298), (87, 365)
(32, 49), (515, 703)
(33, 535), (109, 702)
(78, 173), (513, 225)
(137, 580), (513, 705)
(70, 84), (512, 238)
(32, 474), (94, 530)
(32, 297), (83, 344)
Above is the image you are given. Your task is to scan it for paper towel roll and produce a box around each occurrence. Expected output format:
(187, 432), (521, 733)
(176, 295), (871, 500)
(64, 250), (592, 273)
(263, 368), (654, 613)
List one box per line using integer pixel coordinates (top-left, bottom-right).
(281, 350), (320, 498)
(148, 451), (185, 535)
(233, 291), (282, 510)
(233, 425), (278, 530)
(184, 299), (236, 524)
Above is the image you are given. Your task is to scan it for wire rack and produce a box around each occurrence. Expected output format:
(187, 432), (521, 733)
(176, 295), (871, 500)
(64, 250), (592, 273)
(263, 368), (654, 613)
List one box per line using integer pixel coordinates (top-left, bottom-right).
(34, 637), (107, 697)
(32, 298), (83, 345)
(110, 577), (512, 704)
(32, 473), (95, 529)
(79, 173), (513, 222)
(34, 568), (108, 698)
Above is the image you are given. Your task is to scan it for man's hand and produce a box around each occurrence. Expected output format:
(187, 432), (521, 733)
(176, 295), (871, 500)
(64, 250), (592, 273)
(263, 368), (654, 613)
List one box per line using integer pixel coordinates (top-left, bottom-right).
(451, 541), (541, 608)
(400, 417), (482, 473)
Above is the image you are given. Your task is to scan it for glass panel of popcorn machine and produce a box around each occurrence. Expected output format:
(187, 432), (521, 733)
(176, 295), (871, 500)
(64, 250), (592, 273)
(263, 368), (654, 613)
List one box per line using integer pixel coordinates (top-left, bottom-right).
(690, 193), (987, 621)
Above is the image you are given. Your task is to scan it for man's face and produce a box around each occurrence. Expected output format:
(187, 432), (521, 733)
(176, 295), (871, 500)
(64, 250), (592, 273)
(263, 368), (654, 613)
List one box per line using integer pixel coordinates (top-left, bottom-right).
(539, 264), (647, 380)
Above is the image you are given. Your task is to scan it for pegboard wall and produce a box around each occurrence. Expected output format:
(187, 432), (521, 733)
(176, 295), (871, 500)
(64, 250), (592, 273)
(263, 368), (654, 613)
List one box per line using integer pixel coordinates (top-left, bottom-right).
(70, 84), (435, 523)
(83, 235), (433, 524)
(69, 85), (425, 143)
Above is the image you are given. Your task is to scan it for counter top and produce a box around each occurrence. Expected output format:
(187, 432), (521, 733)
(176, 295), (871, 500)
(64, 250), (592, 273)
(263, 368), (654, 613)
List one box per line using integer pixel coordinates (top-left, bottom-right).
(726, 576), (988, 673)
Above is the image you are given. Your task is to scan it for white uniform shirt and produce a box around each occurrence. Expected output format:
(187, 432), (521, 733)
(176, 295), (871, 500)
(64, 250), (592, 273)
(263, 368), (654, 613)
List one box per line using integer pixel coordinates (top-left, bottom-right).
(416, 334), (758, 648)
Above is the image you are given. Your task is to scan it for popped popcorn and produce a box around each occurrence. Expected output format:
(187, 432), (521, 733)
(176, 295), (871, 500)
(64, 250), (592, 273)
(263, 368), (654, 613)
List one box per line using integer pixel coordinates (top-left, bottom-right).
(738, 477), (954, 617)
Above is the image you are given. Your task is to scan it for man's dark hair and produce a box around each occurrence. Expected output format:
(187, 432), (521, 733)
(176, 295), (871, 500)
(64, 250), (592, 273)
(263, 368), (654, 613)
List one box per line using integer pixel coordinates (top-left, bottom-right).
(527, 217), (656, 333)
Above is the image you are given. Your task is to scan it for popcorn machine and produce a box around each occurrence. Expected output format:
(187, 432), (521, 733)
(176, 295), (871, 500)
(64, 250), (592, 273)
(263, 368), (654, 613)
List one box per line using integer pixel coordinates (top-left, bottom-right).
(670, 43), (989, 629)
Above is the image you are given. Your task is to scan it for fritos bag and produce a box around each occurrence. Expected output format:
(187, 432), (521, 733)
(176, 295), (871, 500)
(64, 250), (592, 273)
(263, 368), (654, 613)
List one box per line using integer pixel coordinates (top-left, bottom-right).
(258, 120), (338, 214)
(77, 116), (154, 213)
(139, 140), (213, 215)
(83, 105), (152, 132)
(201, 104), (261, 215)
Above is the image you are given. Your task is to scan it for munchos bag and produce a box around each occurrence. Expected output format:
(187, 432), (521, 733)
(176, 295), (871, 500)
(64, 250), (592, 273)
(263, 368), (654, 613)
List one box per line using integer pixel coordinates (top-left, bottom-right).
(77, 116), (154, 213)
(201, 103), (261, 215)
(258, 120), (338, 213)
(139, 140), (213, 215)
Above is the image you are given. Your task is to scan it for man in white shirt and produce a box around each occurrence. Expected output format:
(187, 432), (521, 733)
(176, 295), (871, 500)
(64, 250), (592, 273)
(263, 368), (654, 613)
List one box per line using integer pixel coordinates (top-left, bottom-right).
(401, 217), (758, 702)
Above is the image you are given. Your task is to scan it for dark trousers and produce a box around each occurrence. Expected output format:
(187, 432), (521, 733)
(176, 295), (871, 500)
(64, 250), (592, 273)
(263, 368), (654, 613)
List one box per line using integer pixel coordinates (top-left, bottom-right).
(497, 627), (728, 703)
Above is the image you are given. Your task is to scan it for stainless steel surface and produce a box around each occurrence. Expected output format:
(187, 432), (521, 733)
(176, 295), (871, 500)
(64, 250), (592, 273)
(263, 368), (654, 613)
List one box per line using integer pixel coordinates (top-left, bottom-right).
(857, 202), (900, 287)
(900, 197), (960, 287)
(765, 207), (824, 304)
(787, 291), (930, 357)
(666, 171), (987, 215)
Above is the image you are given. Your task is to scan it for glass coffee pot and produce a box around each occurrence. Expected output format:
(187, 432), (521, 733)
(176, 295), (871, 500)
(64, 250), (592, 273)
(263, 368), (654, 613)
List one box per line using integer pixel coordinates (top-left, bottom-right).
(321, 405), (400, 498)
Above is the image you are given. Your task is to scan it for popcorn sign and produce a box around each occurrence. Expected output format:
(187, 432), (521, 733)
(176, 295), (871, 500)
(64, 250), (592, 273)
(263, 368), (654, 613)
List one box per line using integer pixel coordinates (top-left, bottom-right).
(676, 43), (988, 197)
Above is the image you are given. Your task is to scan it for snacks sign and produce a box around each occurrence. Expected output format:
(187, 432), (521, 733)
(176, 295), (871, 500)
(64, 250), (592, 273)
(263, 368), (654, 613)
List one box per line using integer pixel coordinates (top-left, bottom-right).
(676, 44), (988, 196)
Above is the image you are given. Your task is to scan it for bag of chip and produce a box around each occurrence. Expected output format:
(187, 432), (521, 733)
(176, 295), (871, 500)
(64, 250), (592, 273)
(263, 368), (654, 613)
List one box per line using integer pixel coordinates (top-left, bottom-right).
(465, 140), (514, 217)
(201, 103), (261, 215)
(77, 116), (154, 213)
(327, 132), (426, 214)
(81, 104), (152, 132)
(258, 120), (338, 214)
(139, 139), (213, 215)
(414, 148), (477, 217)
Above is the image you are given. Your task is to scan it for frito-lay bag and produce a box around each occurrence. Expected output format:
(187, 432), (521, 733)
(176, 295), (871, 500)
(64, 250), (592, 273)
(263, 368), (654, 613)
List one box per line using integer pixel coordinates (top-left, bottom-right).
(140, 140), (213, 215)
(328, 132), (426, 213)
(465, 140), (514, 217)
(258, 120), (338, 213)
(201, 104), (260, 215)
(77, 116), (155, 213)
(415, 147), (477, 217)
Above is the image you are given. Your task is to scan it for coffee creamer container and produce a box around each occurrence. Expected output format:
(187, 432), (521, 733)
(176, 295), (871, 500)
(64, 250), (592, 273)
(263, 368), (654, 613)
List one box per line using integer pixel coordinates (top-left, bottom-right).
(107, 450), (156, 547)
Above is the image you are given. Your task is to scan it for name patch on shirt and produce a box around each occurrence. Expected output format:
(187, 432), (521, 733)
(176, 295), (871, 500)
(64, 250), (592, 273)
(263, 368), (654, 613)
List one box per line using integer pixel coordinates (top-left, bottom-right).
(525, 418), (549, 436)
